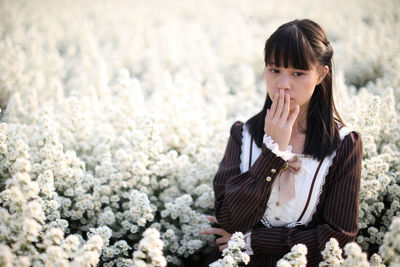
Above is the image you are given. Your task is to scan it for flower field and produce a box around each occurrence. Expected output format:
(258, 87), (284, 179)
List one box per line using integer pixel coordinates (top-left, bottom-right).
(0, 0), (399, 266)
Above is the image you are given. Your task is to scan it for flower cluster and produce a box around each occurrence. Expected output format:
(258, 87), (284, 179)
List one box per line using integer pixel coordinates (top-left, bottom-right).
(379, 217), (400, 266)
(341, 242), (370, 267)
(319, 238), (344, 267)
(0, 158), (106, 266)
(277, 238), (387, 267)
(152, 194), (213, 265)
(132, 228), (167, 267)
(209, 232), (250, 267)
(276, 244), (308, 267)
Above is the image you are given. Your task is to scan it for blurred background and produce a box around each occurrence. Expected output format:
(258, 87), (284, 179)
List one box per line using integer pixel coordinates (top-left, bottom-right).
(1, 0), (399, 122)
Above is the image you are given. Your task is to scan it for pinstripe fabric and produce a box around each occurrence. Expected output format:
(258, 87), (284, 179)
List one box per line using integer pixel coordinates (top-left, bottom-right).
(210, 121), (362, 267)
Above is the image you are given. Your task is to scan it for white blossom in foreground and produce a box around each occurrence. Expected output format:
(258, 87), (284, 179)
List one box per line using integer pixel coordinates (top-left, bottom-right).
(319, 238), (344, 267)
(0, 157), (106, 266)
(209, 232), (249, 267)
(341, 242), (369, 267)
(276, 244), (308, 267)
(277, 239), (388, 267)
(380, 217), (400, 266)
(369, 253), (385, 267)
(0, 244), (14, 267)
(132, 228), (167, 267)
(70, 235), (104, 267)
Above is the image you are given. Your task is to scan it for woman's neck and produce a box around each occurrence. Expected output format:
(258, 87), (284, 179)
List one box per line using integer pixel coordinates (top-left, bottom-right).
(291, 105), (308, 136)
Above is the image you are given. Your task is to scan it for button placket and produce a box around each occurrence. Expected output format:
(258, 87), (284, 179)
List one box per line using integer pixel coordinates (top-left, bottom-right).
(266, 167), (278, 182)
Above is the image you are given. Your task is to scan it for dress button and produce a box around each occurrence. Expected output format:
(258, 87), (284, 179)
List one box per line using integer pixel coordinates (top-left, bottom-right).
(275, 216), (280, 221)
(276, 202), (280, 206)
(266, 176), (272, 182)
(271, 168), (276, 173)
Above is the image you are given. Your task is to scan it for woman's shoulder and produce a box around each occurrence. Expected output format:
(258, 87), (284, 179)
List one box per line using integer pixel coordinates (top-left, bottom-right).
(336, 126), (362, 159)
(228, 121), (245, 145)
(339, 126), (358, 140)
(229, 120), (244, 134)
(337, 121), (362, 143)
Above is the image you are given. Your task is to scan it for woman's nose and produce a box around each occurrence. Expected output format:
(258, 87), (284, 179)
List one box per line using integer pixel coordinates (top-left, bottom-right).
(277, 75), (290, 90)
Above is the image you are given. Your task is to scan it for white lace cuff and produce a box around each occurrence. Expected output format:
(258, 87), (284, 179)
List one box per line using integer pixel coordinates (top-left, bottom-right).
(243, 230), (253, 256)
(263, 134), (295, 161)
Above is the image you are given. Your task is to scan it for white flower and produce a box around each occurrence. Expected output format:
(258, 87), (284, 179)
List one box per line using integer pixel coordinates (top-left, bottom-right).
(0, 244), (14, 267)
(45, 246), (69, 267)
(380, 217), (400, 266)
(341, 243), (369, 267)
(277, 259), (293, 267)
(27, 200), (45, 222)
(133, 228), (167, 267)
(13, 158), (31, 173)
(22, 217), (42, 242)
(15, 256), (30, 267)
(61, 234), (81, 253)
(319, 238), (343, 267)
(277, 243), (307, 267)
(369, 253), (385, 267)
(211, 231), (249, 266)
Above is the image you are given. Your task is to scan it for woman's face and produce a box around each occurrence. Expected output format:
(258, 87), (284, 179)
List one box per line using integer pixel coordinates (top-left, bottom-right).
(264, 63), (328, 111)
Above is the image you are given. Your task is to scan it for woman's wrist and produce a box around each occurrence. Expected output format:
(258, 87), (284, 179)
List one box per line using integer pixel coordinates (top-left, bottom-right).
(243, 230), (254, 255)
(263, 134), (295, 161)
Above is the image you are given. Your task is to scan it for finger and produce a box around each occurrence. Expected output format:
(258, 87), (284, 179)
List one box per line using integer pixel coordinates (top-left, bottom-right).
(200, 228), (220, 235)
(216, 236), (230, 246)
(269, 92), (279, 118)
(280, 92), (290, 121)
(286, 105), (300, 127)
(200, 228), (216, 235)
(275, 89), (285, 119)
(219, 244), (228, 252)
(265, 108), (270, 121)
(200, 228), (226, 236)
(265, 109), (271, 135)
(206, 216), (218, 224)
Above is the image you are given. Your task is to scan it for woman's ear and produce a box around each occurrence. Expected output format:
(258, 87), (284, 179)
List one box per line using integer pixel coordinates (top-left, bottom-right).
(317, 65), (329, 84)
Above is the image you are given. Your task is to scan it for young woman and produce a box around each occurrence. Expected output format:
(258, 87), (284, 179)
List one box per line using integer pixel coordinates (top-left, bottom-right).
(200, 19), (362, 266)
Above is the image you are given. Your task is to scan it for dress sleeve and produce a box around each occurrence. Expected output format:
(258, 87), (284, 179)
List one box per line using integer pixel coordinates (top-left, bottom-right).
(249, 131), (363, 264)
(213, 121), (288, 234)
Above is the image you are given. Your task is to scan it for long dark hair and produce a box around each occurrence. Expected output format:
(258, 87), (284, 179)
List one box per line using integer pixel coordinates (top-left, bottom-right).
(246, 19), (344, 161)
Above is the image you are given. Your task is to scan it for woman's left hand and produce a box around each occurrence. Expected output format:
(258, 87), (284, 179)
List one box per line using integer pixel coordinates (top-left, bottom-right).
(200, 216), (232, 252)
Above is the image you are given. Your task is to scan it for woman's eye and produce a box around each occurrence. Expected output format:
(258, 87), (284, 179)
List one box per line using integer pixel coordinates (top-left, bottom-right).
(269, 69), (279, 73)
(293, 72), (304, 76)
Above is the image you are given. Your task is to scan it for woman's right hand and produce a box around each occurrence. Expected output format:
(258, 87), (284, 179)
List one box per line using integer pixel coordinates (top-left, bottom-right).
(200, 216), (232, 252)
(264, 89), (299, 151)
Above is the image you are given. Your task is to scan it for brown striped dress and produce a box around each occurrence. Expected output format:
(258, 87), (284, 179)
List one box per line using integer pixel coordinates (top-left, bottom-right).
(204, 121), (362, 267)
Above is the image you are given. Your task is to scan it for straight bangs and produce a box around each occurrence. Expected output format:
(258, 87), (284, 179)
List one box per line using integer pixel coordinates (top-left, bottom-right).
(264, 25), (316, 70)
